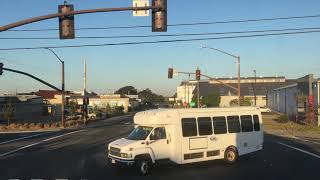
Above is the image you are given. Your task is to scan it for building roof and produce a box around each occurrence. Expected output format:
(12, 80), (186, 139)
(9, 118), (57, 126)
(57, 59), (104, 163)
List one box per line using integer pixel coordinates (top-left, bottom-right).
(193, 79), (297, 97)
(35, 90), (61, 99)
(0, 95), (42, 103)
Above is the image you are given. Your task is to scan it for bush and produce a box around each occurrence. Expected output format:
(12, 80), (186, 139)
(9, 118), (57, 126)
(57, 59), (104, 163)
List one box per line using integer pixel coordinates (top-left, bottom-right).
(9, 123), (18, 129)
(66, 120), (78, 127)
(276, 115), (289, 123)
(0, 125), (7, 130)
(44, 123), (50, 128)
(36, 123), (44, 129)
(29, 123), (36, 128)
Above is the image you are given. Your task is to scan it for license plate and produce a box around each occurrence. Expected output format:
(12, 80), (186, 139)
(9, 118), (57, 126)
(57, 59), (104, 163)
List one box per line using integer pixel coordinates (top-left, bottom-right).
(111, 159), (116, 164)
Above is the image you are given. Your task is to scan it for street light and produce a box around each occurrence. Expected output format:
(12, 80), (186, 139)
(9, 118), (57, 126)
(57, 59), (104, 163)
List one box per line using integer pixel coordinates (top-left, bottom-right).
(45, 48), (65, 128)
(201, 45), (241, 105)
(253, 69), (257, 106)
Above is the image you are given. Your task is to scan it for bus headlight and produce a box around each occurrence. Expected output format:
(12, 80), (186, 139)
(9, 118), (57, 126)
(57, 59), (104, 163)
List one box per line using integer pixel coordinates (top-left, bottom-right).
(120, 153), (132, 158)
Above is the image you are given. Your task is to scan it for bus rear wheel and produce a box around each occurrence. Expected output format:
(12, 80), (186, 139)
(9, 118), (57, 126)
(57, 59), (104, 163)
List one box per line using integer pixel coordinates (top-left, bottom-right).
(224, 147), (238, 164)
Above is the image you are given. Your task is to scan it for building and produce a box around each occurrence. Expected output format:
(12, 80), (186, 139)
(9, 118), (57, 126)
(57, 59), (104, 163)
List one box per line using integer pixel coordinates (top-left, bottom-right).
(176, 76), (296, 107)
(267, 74), (320, 126)
(0, 95), (43, 122)
(74, 94), (130, 112)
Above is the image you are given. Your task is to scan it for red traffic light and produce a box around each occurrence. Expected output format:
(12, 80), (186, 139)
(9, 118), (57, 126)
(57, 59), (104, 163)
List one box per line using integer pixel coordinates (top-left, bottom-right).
(168, 68), (173, 79)
(196, 69), (201, 80)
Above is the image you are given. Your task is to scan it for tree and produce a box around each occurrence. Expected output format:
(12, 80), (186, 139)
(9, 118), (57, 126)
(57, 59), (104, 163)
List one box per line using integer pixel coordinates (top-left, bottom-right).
(115, 86), (138, 95)
(229, 99), (239, 106)
(229, 97), (252, 106)
(68, 100), (78, 116)
(2, 98), (15, 126)
(105, 103), (112, 114)
(202, 92), (221, 107)
(191, 92), (220, 107)
(138, 88), (165, 106)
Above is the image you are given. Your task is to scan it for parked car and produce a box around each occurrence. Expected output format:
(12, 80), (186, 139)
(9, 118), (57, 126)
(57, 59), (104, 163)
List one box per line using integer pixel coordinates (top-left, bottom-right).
(259, 107), (271, 113)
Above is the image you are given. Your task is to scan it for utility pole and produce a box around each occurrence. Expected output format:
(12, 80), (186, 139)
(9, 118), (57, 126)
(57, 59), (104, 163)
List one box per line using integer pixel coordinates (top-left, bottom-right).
(197, 81), (200, 108)
(196, 67), (201, 108)
(237, 56), (241, 105)
(45, 48), (65, 128)
(187, 74), (190, 108)
(184, 80), (187, 108)
(253, 69), (257, 106)
(83, 60), (87, 124)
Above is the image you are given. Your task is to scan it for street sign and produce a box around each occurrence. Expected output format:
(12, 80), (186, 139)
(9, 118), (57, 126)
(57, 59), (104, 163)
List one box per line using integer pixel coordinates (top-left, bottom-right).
(190, 101), (196, 107)
(133, 0), (149, 16)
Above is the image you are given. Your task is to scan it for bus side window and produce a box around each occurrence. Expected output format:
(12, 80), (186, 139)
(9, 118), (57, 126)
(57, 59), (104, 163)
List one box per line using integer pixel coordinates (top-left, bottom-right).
(197, 117), (212, 136)
(253, 115), (260, 131)
(240, 115), (253, 132)
(227, 116), (241, 133)
(181, 118), (197, 137)
(212, 116), (227, 134)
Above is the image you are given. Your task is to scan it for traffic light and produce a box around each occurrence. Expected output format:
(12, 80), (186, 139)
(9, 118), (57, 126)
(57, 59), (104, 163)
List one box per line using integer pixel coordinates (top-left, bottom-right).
(65, 97), (70, 106)
(152, 0), (167, 32)
(196, 69), (201, 81)
(58, 4), (75, 39)
(168, 68), (173, 79)
(0, 63), (3, 75)
(83, 97), (89, 105)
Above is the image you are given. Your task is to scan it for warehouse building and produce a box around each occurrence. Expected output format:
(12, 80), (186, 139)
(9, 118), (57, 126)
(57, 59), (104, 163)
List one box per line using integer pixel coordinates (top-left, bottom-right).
(176, 76), (296, 107)
(267, 74), (320, 126)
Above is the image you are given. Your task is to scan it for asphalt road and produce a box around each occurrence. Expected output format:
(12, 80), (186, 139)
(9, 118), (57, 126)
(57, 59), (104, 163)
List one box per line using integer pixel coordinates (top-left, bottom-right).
(1, 114), (319, 180)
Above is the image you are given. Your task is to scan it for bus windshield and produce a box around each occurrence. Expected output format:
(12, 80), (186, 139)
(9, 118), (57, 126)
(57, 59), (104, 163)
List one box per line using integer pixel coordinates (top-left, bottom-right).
(127, 126), (153, 140)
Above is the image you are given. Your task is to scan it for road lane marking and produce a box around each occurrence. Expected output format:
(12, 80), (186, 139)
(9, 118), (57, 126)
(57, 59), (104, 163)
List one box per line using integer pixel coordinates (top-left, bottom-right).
(291, 136), (320, 145)
(277, 142), (320, 159)
(0, 132), (52, 145)
(0, 129), (85, 158)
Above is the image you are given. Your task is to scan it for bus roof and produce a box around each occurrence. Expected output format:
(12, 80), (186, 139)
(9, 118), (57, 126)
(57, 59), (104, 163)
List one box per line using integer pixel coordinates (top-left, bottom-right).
(133, 107), (261, 125)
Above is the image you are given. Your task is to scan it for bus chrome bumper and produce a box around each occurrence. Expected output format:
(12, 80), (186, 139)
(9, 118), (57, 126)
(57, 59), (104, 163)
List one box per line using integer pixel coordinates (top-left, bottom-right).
(108, 155), (135, 166)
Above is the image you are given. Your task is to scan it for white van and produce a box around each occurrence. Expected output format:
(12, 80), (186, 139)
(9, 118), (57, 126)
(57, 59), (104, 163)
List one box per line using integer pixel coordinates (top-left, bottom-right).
(108, 107), (263, 175)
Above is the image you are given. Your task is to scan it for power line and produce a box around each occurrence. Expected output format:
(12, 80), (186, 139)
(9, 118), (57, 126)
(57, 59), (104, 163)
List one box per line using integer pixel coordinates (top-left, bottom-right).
(0, 30), (319, 51)
(4, 14), (320, 32)
(1, 27), (320, 40)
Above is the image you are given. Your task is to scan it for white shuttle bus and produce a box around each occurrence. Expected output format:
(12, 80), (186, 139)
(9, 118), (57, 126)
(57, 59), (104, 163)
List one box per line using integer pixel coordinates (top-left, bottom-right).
(108, 107), (263, 175)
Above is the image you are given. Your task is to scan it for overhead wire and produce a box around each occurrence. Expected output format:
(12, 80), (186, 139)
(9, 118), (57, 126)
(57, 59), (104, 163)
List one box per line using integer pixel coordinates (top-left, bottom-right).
(0, 29), (319, 50)
(1, 27), (320, 40)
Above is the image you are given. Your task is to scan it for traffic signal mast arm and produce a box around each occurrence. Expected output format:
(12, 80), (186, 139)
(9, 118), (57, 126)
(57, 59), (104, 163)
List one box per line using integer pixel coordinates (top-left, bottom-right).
(0, 6), (160, 32)
(2, 67), (62, 92)
(175, 71), (238, 91)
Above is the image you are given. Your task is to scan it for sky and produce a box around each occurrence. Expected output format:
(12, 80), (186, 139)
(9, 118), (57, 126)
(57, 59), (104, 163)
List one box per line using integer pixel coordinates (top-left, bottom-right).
(0, 0), (320, 96)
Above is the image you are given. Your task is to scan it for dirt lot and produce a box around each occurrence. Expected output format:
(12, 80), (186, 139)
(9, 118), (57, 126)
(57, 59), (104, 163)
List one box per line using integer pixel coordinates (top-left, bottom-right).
(262, 113), (320, 139)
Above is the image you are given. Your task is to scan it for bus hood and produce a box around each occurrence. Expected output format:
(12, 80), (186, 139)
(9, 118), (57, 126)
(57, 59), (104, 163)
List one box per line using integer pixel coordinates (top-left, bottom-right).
(110, 138), (139, 148)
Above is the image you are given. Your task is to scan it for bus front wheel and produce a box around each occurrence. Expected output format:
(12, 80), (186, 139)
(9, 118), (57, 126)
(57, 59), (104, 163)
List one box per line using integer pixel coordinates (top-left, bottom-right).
(224, 146), (238, 164)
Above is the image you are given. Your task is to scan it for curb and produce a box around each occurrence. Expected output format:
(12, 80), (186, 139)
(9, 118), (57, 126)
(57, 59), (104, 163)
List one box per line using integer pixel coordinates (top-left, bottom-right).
(0, 113), (134, 134)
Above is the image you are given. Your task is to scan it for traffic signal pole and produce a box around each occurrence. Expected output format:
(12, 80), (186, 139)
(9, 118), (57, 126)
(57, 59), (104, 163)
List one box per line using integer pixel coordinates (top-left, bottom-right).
(168, 68), (238, 108)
